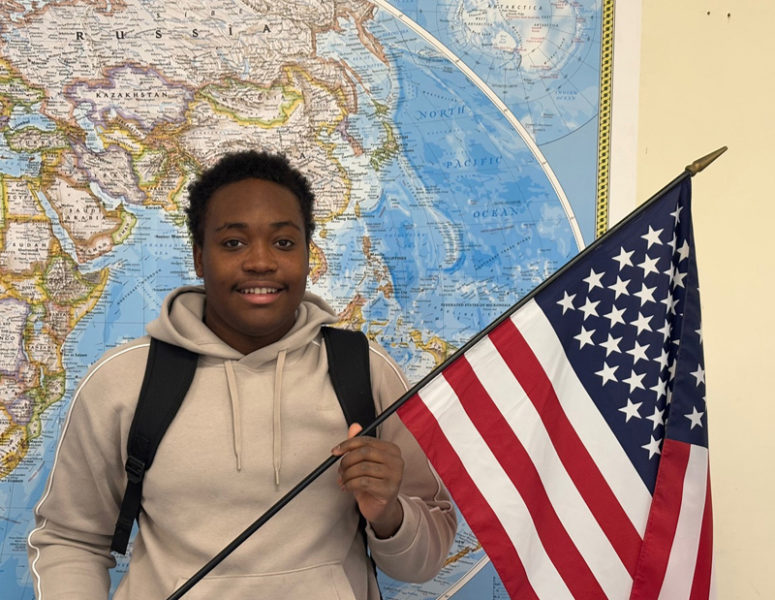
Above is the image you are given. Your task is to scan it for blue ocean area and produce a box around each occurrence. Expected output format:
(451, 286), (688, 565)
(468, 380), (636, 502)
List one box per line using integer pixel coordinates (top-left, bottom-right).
(382, 3), (601, 244)
(358, 10), (578, 348)
(64, 203), (197, 374)
(0, 138), (41, 178)
(7, 105), (55, 132)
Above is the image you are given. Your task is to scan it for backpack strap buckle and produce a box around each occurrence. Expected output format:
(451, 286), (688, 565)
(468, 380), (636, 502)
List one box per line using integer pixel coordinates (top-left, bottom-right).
(125, 455), (146, 484)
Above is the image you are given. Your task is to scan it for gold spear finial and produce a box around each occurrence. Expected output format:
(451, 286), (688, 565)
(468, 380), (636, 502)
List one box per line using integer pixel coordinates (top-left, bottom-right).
(685, 146), (728, 176)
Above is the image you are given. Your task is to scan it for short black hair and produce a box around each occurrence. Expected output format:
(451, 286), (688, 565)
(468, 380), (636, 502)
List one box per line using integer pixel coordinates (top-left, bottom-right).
(186, 150), (316, 247)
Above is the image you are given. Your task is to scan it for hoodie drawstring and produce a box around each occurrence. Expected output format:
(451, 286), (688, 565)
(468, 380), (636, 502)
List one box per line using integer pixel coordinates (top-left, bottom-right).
(224, 350), (287, 484)
(273, 349), (287, 487)
(224, 360), (243, 472)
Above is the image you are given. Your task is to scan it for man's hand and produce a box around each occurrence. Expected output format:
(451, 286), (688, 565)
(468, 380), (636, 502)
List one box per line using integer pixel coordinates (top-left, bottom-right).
(332, 424), (405, 538)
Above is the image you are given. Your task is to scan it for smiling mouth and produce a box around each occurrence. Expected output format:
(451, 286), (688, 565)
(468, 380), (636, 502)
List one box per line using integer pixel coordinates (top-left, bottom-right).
(239, 287), (280, 295)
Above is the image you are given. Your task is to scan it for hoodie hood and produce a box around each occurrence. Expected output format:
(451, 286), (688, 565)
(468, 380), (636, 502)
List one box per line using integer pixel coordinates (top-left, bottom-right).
(145, 285), (339, 480)
(146, 285), (339, 363)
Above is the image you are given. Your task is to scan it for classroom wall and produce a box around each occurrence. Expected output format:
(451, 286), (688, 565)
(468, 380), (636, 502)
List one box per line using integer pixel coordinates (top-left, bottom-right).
(637, 2), (775, 597)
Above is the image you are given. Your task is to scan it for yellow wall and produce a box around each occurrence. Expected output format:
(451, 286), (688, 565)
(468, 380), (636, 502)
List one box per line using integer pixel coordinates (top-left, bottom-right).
(638, 2), (775, 597)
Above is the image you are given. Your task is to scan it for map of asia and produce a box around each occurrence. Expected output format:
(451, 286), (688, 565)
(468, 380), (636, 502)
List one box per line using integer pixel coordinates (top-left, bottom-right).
(0, 1), (610, 597)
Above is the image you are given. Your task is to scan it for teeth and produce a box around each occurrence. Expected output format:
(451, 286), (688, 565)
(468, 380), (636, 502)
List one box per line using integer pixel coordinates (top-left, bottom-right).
(240, 287), (278, 294)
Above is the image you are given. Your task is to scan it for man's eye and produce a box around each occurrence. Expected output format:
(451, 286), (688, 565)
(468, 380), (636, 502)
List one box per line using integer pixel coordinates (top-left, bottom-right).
(276, 239), (294, 249)
(223, 239), (243, 248)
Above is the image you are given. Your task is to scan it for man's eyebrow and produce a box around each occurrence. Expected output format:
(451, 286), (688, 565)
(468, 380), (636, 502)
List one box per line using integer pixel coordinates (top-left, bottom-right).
(213, 221), (303, 232)
(214, 222), (247, 232)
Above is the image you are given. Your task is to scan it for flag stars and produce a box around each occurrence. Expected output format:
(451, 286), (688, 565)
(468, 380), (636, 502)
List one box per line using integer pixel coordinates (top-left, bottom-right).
(626, 341), (650, 364)
(668, 360), (678, 381)
(656, 348), (670, 372)
(660, 292), (679, 315)
(671, 269), (687, 289)
(685, 407), (705, 429)
(638, 254), (661, 277)
(623, 370), (647, 393)
(556, 291), (576, 314)
(609, 276), (631, 299)
(677, 240), (691, 262)
(604, 305), (627, 328)
(650, 376), (668, 399)
(599, 333), (623, 356)
(670, 204), (683, 223)
(642, 436), (662, 459)
(612, 246), (634, 270)
(578, 298), (601, 320)
(646, 406), (665, 430)
(641, 225), (664, 248)
(619, 399), (642, 422)
(583, 268), (605, 292)
(665, 263), (687, 288)
(574, 326), (596, 349)
(691, 364), (706, 386)
(634, 283), (657, 305)
(595, 362), (618, 385)
(631, 312), (653, 335)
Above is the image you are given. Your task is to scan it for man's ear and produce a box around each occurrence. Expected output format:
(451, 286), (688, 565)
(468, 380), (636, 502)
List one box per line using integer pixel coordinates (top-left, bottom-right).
(193, 244), (204, 278)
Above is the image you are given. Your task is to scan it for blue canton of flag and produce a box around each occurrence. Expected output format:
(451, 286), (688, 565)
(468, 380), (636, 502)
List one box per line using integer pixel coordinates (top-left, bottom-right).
(536, 178), (708, 493)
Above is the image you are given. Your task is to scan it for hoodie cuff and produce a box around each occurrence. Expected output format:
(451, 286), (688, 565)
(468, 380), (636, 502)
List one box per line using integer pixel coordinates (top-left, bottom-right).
(364, 495), (421, 555)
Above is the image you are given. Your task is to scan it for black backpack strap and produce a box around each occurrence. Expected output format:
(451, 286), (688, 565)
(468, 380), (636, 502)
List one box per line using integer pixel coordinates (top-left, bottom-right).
(321, 326), (382, 598)
(111, 338), (198, 554)
(321, 326), (375, 435)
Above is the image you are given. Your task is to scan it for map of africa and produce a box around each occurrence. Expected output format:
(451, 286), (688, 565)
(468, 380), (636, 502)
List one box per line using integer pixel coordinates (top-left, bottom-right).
(0, 1), (609, 597)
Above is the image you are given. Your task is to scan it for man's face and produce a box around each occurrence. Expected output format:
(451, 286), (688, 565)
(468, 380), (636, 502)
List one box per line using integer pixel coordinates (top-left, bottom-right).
(193, 178), (309, 354)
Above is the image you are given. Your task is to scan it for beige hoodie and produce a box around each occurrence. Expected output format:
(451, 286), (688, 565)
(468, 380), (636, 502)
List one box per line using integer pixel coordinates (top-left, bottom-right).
(27, 286), (456, 599)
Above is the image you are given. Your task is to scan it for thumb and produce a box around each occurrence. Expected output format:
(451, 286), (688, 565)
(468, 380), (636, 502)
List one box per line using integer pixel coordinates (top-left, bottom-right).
(332, 423), (364, 455)
(347, 423), (363, 439)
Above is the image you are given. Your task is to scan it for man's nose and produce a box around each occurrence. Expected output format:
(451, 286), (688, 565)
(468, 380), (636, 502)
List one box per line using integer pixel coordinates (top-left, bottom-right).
(242, 241), (277, 271)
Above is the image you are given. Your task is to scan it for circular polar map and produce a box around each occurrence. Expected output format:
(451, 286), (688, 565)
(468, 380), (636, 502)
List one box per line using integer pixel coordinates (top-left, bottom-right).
(0, 1), (608, 597)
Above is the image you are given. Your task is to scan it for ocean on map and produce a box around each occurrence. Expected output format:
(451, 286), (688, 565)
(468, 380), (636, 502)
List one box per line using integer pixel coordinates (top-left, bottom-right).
(317, 10), (579, 375)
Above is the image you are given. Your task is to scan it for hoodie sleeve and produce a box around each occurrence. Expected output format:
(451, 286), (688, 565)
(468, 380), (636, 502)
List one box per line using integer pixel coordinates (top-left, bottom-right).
(27, 345), (146, 600)
(364, 344), (457, 583)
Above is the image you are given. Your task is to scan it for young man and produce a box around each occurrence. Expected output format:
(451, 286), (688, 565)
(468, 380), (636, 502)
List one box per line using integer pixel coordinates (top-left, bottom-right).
(27, 151), (456, 599)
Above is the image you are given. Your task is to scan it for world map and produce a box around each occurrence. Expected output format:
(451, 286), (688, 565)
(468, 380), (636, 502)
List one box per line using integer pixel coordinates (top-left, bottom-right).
(0, 1), (608, 597)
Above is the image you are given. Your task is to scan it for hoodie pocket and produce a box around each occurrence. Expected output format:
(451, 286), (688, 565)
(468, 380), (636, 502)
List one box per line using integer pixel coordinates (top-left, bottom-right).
(171, 562), (356, 600)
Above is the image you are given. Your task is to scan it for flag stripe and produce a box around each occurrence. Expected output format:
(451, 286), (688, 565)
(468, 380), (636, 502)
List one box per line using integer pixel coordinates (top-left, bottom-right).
(443, 353), (607, 599)
(489, 313), (643, 575)
(412, 372), (576, 599)
(398, 390), (540, 600)
(512, 301), (652, 531)
(465, 336), (633, 598)
(629, 439), (691, 599)
(689, 467), (713, 600)
(708, 551), (717, 600)
(660, 446), (708, 598)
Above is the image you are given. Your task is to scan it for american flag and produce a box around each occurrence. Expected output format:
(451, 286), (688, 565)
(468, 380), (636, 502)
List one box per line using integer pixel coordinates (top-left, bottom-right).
(398, 177), (714, 598)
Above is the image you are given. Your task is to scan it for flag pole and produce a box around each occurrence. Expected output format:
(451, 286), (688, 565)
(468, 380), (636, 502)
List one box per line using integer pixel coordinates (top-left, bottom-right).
(165, 145), (727, 600)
